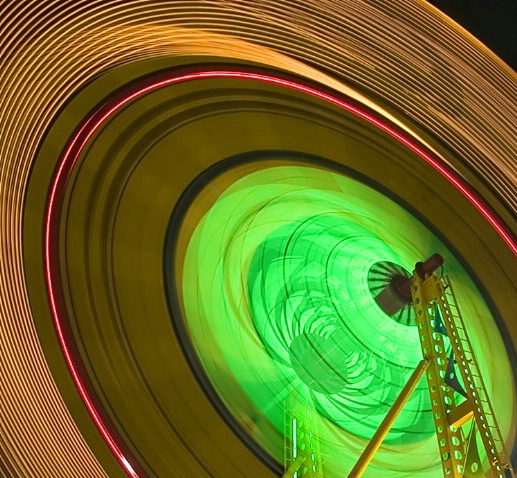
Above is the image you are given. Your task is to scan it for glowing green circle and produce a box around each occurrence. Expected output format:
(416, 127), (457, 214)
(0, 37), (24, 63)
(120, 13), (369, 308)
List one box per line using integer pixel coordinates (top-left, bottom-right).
(247, 212), (434, 441)
(179, 162), (513, 476)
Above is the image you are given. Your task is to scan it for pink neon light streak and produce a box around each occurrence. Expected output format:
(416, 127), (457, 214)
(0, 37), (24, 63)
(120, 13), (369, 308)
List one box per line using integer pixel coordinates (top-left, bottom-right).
(44, 69), (517, 478)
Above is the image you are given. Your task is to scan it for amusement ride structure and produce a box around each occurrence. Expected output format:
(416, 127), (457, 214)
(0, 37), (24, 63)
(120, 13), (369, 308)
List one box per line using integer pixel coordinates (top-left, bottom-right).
(283, 254), (515, 478)
(2, 2), (517, 478)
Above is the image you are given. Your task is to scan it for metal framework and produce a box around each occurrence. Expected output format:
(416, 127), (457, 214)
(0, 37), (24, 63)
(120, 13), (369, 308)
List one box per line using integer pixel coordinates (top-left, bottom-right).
(283, 259), (515, 478)
(412, 271), (514, 478)
(284, 389), (324, 478)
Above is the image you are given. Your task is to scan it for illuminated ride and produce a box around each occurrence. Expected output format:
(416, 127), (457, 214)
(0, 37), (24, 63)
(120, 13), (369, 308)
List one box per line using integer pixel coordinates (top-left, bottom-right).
(282, 253), (515, 478)
(2, 2), (517, 478)
(25, 68), (517, 477)
(173, 157), (515, 478)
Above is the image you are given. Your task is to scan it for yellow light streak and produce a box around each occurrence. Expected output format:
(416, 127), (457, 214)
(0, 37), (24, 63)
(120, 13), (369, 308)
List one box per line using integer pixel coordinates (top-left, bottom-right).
(1, 1), (516, 476)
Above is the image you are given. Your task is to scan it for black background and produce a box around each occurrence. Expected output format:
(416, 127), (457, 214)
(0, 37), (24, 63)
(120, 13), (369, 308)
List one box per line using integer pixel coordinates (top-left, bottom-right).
(429, 0), (517, 71)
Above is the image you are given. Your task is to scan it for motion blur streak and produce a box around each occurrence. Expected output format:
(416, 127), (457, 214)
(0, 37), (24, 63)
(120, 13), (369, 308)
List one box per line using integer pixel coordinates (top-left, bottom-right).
(1, 1), (516, 477)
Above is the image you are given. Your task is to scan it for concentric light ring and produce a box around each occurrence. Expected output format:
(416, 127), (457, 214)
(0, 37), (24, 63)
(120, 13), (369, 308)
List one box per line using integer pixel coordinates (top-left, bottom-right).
(45, 68), (517, 477)
(3, 2), (517, 477)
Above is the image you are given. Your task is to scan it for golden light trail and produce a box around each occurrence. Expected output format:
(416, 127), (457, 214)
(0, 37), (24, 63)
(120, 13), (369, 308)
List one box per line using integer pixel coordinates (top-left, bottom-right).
(1, 1), (516, 477)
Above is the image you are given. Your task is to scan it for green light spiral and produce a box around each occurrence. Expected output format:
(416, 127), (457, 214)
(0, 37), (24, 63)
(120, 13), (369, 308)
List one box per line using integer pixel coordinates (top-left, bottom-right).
(180, 162), (512, 476)
(247, 213), (434, 441)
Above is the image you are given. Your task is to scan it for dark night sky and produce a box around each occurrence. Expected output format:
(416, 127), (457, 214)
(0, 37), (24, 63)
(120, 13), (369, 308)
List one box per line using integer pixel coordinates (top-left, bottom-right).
(429, 0), (517, 71)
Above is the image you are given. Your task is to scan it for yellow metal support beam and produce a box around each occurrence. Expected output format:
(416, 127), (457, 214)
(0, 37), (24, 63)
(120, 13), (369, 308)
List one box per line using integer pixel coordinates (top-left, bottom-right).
(413, 271), (514, 477)
(284, 390), (324, 478)
(347, 359), (430, 478)
(447, 399), (474, 429)
(438, 276), (515, 477)
(411, 272), (466, 477)
(282, 455), (305, 478)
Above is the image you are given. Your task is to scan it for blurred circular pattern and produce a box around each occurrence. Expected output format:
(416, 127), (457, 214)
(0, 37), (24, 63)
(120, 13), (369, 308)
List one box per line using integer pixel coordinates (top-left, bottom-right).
(171, 159), (512, 476)
(2, 1), (517, 477)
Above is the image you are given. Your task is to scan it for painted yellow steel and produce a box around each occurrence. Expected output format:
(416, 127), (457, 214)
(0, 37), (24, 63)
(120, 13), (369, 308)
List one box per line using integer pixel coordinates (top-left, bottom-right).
(284, 390), (324, 478)
(438, 276), (515, 478)
(447, 399), (474, 430)
(411, 273), (466, 477)
(282, 455), (305, 478)
(346, 359), (430, 478)
(413, 272), (515, 478)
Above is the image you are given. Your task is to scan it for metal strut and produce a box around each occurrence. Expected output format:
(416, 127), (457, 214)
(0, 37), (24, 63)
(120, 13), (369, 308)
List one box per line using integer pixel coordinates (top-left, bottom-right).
(283, 389), (324, 478)
(347, 359), (430, 477)
(411, 267), (515, 478)
(283, 255), (514, 478)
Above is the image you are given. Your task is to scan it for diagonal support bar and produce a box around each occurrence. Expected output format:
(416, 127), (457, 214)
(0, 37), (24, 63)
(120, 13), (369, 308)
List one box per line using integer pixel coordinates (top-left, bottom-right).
(347, 358), (430, 478)
(282, 455), (305, 478)
(447, 398), (474, 429)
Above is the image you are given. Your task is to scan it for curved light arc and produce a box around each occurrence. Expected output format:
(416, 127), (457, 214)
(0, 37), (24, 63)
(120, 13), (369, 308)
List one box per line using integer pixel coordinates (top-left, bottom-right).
(45, 69), (517, 478)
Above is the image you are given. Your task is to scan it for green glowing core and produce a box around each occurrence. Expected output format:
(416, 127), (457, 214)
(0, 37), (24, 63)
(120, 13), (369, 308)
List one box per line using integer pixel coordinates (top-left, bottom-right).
(177, 162), (512, 476)
(246, 210), (432, 442)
